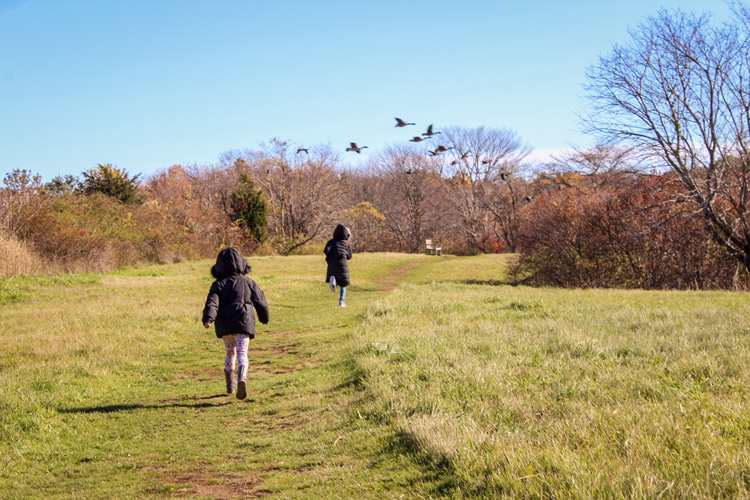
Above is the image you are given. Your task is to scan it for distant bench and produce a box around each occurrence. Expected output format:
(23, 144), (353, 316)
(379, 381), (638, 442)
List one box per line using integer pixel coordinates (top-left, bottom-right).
(425, 239), (442, 256)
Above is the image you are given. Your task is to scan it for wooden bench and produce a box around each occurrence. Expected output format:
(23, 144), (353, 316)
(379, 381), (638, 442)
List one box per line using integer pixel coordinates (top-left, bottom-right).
(425, 239), (442, 256)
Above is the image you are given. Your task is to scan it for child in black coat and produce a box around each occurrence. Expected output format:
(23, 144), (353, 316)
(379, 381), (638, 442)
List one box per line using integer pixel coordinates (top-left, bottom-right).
(202, 247), (269, 400)
(324, 224), (352, 307)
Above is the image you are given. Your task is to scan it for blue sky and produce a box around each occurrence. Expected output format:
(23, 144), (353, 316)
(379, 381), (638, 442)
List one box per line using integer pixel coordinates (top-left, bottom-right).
(0, 0), (734, 182)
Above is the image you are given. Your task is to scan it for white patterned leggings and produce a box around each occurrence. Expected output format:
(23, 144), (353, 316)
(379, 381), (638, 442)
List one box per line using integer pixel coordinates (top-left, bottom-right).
(223, 334), (250, 382)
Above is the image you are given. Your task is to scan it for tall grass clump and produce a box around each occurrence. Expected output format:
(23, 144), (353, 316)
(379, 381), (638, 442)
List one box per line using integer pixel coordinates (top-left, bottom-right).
(354, 280), (750, 499)
(0, 232), (42, 277)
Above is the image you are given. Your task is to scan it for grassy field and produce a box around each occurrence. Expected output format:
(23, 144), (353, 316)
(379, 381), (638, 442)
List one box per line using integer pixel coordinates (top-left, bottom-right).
(1, 253), (750, 499)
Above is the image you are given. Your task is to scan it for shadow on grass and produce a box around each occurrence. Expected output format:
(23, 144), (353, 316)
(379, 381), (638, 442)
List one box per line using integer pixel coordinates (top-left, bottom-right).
(386, 429), (460, 496)
(58, 396), (232, 414)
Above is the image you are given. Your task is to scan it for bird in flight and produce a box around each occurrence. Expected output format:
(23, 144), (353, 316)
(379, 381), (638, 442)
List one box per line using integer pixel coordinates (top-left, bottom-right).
(433, 145), (454, 154)
(395, 117), (416, 127)
(422, 124), (441, 137)
(296, 148), (309, 154)
(346, 142), (368, 153)
(409, 136), (430, 142)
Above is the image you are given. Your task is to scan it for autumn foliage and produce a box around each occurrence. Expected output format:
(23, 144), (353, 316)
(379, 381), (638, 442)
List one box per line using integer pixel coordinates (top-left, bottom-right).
(1, 136), (748, 289)
(514, 171), (748, 289)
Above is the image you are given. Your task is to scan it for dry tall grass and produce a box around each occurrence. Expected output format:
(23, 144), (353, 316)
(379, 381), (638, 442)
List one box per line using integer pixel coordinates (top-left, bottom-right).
(0, 232), (43, 277)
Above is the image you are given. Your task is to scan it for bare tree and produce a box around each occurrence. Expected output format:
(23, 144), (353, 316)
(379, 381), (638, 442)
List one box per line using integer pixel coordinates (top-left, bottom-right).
(367, 145), (443, 253)
(543, 144), (641, 191)
(345, 170), (400, 252)
(435, 126), (531, 252)
(585, 6), (750, 271)
(182, 160), (249, 215)
(252, 139), (345, 254)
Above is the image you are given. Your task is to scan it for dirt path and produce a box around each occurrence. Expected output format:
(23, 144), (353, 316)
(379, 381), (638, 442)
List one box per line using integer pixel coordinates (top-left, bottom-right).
(151, 258), (441, 499)
(376, 261), (424, 291)
(376, 255), (456, 291)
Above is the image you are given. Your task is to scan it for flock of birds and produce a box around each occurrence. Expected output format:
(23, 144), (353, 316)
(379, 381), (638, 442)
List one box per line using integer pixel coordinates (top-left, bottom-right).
(295, 118), (456, 157)
(292, 117), (524, 194)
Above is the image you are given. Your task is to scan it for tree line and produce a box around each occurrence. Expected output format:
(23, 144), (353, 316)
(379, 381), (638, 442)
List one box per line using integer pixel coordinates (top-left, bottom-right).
(2, 5), (750, 289)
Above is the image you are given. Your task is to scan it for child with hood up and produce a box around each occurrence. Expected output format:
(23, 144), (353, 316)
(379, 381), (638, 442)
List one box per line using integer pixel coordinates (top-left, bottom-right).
(202, 247), (269, 400)
(324, 224), (353, 307)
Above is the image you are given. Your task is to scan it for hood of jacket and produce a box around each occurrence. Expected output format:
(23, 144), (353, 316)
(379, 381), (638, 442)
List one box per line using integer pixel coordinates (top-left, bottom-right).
(211, 247), (251, 279)
(333, 224), (351, 241)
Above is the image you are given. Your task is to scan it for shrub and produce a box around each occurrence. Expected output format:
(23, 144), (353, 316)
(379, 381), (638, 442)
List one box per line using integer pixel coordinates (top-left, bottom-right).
(14, 192), (224, 273)
(513, 173), (748, 289)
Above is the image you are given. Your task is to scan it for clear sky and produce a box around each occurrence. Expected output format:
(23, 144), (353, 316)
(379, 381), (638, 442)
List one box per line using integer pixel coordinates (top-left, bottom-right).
(0, 0), (734, 182)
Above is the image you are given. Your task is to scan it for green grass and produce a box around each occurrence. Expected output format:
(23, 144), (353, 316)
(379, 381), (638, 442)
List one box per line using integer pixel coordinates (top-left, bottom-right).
(0, 253), (443, 499)
(354, 278), (750, 499)
(2, 252), (750, 499)
(0, 273), (101, 305)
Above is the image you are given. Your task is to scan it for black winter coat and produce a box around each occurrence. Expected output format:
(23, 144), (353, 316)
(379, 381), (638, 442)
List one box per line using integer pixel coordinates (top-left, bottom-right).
(324, 224), (353, 287)
(202, 247), (269, 339)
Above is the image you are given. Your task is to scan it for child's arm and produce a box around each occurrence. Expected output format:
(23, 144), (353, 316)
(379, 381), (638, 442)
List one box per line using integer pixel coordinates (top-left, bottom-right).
(250, 281), (270, 325)
(202, 283), (220, 328)
(324, 240), (333, 261)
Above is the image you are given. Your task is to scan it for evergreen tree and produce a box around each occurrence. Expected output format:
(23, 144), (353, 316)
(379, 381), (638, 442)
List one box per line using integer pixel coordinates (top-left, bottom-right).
(231, 174), (268, 245)
(82, 164), (143, 204)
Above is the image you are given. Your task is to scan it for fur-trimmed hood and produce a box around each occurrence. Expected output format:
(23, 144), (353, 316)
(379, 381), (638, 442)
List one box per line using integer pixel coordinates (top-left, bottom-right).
(211, 247), (251, 279)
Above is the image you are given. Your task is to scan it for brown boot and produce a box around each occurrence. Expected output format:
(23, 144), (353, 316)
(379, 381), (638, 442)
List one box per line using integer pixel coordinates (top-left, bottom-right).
(225, 371), (236, 394)
(236, 366), (247, 400)
(236, 380), (247, 400)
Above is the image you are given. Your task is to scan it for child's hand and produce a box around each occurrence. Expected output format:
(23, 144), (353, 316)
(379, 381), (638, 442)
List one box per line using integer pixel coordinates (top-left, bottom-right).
(203, 322), (212, 329)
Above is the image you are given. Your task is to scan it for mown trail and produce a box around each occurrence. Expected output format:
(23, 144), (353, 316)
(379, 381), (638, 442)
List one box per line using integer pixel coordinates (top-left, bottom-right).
(0, 253), (449, 499)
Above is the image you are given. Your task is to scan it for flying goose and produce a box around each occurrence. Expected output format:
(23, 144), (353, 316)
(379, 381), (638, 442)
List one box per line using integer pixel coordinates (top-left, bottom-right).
(346, 142), (368, 153)
(422, 124), (441, 137)
(433, 145), (453, 154)
(395, 117), (416, 127)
